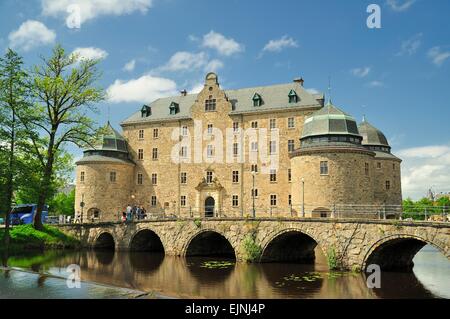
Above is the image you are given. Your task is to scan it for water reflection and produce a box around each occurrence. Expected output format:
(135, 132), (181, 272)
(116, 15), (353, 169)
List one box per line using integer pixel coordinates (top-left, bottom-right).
(3, 245), (449, 299)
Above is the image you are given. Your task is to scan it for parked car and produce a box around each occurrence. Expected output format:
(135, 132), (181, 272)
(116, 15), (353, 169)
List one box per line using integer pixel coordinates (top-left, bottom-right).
(9, 204), (48, 225)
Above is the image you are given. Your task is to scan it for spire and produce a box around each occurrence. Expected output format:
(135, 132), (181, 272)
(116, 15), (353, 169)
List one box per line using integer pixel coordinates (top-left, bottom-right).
(362, 114), (366, 122)
(327, 76), (332, 105)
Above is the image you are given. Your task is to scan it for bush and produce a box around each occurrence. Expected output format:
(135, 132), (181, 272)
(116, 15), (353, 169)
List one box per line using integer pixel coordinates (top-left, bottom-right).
(327, 247), (338, 270)
(242, 232), (262, 262)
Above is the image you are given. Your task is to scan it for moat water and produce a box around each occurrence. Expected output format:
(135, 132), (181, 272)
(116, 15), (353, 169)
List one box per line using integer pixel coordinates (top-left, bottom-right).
(0, 245), (449, 299)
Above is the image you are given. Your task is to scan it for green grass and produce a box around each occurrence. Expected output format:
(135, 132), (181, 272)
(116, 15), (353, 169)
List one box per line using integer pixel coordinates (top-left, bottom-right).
(0, 224), (79, 251)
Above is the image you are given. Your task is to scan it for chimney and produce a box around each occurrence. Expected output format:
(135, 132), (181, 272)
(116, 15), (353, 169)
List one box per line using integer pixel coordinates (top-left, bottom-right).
(180, 89), (187, 96)
(293, 77), (304, 86)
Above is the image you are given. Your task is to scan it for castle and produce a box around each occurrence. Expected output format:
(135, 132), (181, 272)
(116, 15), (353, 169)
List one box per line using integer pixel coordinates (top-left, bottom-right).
(75, 72), (402, 222)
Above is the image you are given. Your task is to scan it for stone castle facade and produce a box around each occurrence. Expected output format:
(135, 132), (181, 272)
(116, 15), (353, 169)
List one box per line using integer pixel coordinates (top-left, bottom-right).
(75, 73), (402, 222)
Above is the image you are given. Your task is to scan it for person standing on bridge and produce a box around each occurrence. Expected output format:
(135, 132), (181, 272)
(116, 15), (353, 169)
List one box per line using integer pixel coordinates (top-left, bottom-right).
(126, 204), (132, 221)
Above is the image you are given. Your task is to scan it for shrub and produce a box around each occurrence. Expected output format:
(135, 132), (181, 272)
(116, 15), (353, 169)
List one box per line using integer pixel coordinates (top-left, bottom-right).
(242, 232), (262, 262)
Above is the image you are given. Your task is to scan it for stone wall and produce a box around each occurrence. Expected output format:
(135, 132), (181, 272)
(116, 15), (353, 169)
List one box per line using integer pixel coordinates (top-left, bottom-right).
(58, 218), (450, 271)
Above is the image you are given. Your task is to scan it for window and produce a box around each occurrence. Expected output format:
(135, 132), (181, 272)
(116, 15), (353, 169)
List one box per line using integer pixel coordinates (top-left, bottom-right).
(80, 171), (85, 182)
(137, 173), (143, 185)
(393, 163), (396, 170)
(169, 102), (179, 115)
(270, 119), (276, 129)
(153, 128), (159, 139)
(207, 144), (214, 157)
(232, 195), (239, 207)
(180, 172), (187, 184)
(138, 129), (144, 139)
(288, 90), (298, 103)
(207, 124), (213, 135)
(365, 163), (369, 176)
(288, 169), (292, 182)
(138, 149), (144, 160)
(180, 146), (188, 158)
(386, 180), (391, 190)
(181, 195), (186, 207)
(205, 96), (216, 111)
(270, 169), (277, 182)
(151, 173), (157, 185)
(251, 141), (258, 152)
(233, 122), (239, 132)
(233, 142), (239, 157)
(152, 148), (158, 160)
(269, 141), (277, 154)
(206, 171), (213, 184)
(232, 170), (239, 183)
(151, 196), (157, 207)
(110, 171), (116, 183)
(251, 164), (258, 173)
(377, 162), (382, 169)
(320, 161), (329, 175)
(251, 121), (258, 128)
(288, 194), (292, 206)
(182, 126), (188, 136)
(251, 189), (258, 198)
(270, 194), (277, 206)
(253, 93), (262, 107)
(288, 117), (295, 129)
(288, 140), (295, 152)
(141, 105), (151, 117)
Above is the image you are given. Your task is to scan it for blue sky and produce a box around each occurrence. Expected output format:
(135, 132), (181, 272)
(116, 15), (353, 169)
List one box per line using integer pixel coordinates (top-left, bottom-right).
(0, 0), (449, 199)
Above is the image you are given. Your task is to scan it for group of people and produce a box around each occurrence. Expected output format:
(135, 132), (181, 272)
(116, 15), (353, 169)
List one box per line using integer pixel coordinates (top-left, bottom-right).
(121, 204), (147, 222)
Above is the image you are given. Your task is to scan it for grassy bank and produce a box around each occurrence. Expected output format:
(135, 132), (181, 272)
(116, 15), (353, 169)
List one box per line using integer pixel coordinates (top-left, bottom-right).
(0, 224), (80, 252)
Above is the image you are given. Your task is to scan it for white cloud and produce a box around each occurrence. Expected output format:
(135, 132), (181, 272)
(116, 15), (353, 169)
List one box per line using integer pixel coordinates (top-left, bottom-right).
(386, 0), (416, 12)
(159, 51), (208, 72)
(8, 20), (56, 51)
(41, 0), (152, 24)
(428, 46), (450, 66)
(107, 75), (177, 103)
(262, 35), (298, 53)
(397, 145), (450, 199)
(123, 59), (136, 72)
(71, 47), (108, 61)
(189, 83), (204, 94)
(205, 59), (224, 72)
(202, 31), (244, 56)
(397, 33), (422, 56)
(306, 88), (320, 94)
(351, 67), (371, 78)
(366, 80), (384, 88)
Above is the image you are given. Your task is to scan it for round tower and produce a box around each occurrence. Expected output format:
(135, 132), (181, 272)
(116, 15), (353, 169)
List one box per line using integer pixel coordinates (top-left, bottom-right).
(75, 122), (134, 222)
(290, 102), (376, 218)
(358, 119), (402, 210)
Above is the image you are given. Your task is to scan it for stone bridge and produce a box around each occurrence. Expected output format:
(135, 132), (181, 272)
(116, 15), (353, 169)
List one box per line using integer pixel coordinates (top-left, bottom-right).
(58, 218), (450, 271)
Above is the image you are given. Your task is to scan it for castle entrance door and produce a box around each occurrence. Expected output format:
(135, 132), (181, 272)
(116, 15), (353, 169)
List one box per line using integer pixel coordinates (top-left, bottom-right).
(205, 197), (215, 218)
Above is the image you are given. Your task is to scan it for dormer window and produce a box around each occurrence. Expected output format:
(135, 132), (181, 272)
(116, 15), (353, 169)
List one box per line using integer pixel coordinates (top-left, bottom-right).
(288, 90), (298, 103)
(169, 102), (180, 115)
(252, 93), (262, 107)
(141, 105), (151, 117)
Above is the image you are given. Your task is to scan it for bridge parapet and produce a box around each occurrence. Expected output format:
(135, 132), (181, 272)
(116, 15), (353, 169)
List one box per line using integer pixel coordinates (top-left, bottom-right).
(56, 218), (450, 272)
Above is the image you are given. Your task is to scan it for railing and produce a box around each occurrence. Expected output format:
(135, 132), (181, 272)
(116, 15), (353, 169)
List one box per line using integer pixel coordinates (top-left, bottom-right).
(60, 204), (450, 224)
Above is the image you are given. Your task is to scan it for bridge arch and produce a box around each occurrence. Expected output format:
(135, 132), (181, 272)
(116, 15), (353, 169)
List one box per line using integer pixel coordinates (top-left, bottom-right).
(94, 232), (115, 250)
(184, 229), (235, 259)
(129, 229), (165, 252)
(362, 234), (449, 271)
(260, 228), (325, 264)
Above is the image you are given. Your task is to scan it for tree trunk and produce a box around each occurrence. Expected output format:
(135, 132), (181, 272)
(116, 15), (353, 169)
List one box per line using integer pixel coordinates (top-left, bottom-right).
(34, 132), (55, 231)
(3, 82), (16, 248)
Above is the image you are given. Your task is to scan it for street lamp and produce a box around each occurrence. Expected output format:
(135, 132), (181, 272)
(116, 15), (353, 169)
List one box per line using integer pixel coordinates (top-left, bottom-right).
(301, 178), (305, 218)
(252, 170), (256, 218)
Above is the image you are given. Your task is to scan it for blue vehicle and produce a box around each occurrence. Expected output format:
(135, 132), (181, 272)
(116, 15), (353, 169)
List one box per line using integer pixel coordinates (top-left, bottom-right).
(9, 204), (48, 225)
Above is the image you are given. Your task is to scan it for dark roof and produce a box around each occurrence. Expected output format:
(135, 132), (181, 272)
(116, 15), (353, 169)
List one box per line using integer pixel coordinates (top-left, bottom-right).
(301, 101), (361, 139)
(86, 121), (128, 153)
(358, 119), (389, 147)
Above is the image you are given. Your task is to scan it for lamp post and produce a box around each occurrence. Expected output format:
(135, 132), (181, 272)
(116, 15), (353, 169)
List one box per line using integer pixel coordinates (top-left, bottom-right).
(301, 178), (305, 218)
(252, 171), (256, 218)
(80, 194), (85, 224)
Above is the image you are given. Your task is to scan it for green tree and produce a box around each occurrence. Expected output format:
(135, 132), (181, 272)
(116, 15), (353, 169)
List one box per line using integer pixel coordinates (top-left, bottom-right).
(24, 45), (104, 230)
(0, 49), (31, 246)
(48, 188), (75, 216)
